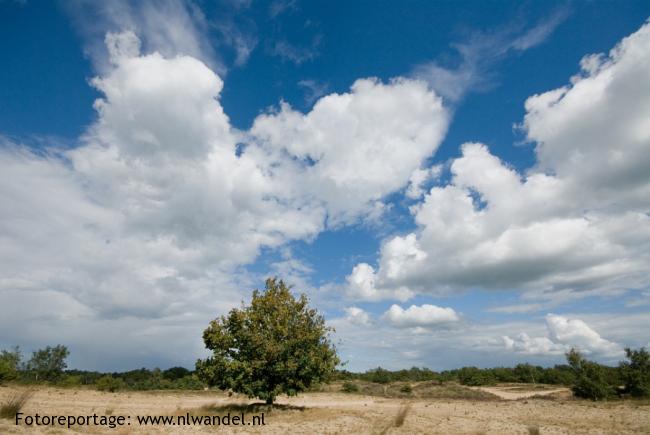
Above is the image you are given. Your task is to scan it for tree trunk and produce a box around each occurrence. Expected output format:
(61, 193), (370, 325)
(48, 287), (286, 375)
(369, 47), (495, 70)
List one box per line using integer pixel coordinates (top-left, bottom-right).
(266, 397), (273, 405)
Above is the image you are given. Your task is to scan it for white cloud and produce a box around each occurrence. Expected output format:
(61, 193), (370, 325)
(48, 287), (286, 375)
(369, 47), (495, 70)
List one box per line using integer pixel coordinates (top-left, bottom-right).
(345, 263), (413, 302)
(413, 9), (568, 103)
(344, 307), (371, 326)
(503, 314), (623, 358)
(250, 77), (449, 225)
(348, 20), (650, 303)
(406, 165), (442, 199)
(65, 0), (220, 73)
(0, 30), (451, 367)
(382, 304), (460, 328)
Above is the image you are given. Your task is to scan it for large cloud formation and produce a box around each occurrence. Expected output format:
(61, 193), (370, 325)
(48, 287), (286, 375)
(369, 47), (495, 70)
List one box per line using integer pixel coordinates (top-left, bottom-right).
(348, 20), (650, 303)
(503, 314), (623, 358)
(0, 31), (448, 369)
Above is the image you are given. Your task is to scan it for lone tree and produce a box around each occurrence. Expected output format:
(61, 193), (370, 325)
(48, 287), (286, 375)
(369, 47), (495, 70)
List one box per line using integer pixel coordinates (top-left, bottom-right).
(196, 278), (339, 405)
(26, 345), (69, 382)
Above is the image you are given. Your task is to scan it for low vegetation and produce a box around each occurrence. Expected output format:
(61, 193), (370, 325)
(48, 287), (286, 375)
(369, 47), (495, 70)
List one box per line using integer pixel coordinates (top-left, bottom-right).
(0, 389), (33, 419)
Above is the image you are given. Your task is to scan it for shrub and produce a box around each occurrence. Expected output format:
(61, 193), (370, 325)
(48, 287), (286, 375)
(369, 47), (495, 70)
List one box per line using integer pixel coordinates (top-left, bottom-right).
(341, 382), (359, 393)
(95, 376), (126, 392)
(0, 390), (33, 419)
(365, 367), (392, 384)
(171, 375), (204, 390)
(566, 348), (613, 400)
(58, 375), (82, 388)
(620, 347), (650, 397)
(457, 367), (496, 386)
(0, 347), (21, 383)
(400, 384), (413, 394)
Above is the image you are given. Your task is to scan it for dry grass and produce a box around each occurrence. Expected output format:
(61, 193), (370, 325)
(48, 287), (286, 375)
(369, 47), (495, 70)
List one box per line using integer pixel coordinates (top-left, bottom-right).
(379, 402), (412, 434)
(393, 403), (411, 427)
(527, 425), (540, 435)
(329, 380), (501, 401)
(2, 385), (650, 434)
(0, 389), (33, 419)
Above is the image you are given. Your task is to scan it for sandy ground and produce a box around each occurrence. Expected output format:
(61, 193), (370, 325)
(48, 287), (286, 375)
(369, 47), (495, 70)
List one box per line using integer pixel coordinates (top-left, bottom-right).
(472, 385), (572, 400)
(1, 384), (649, 434)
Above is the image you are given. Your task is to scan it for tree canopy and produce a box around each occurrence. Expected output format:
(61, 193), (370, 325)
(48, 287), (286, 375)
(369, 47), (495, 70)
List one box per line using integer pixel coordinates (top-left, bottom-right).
(26, 344), (69, 382)
(196, 278), (339, 404)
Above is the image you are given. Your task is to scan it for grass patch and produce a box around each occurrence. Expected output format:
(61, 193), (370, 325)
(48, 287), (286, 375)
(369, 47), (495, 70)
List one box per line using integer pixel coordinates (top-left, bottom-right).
(527, 425), (540, 435)
(379, 403), (412, 434)
(0, 390), (34, 419)
(394, 403), (411, 427)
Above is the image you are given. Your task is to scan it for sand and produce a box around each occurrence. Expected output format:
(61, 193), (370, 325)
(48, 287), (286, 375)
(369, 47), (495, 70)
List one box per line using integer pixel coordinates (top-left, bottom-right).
(1, 384), (649, 434)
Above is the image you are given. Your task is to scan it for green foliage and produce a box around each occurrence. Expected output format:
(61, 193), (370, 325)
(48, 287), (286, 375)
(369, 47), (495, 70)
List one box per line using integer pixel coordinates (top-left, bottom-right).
(0, 347), (21, 383)
(341, 381), (359, 393)
(163, 366), (191, 381)
(620, 347), (650, 397)
(57, 374), (82, 388)
(336, 366), (438, 384)
(513, 363), (540, 383)
(196, 278), (340, 404)
(365, 367), (392, 384)
(26, 345), (69, 382)
(95, 376), (126, 392)
(457, 366), (496, 386)
(400, 384), (413, 393)
(566, 348), (613, 400)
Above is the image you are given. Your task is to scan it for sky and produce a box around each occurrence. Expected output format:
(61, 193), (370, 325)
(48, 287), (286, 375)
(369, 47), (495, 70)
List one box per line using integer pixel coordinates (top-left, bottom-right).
(1, 0), (649, 372)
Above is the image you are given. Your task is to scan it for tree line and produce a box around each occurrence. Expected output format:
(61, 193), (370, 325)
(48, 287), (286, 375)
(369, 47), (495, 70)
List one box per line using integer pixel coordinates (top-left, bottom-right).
(2, 343), (648, 400)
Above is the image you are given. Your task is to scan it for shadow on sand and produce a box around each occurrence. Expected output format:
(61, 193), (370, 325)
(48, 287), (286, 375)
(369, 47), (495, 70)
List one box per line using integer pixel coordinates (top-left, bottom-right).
(197, 402), (306, 414)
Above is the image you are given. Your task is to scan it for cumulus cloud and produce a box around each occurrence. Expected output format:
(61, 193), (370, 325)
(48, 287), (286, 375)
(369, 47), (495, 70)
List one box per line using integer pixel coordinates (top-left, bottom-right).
(382, 304), (460, 328)
(347, 20), (650, 303)
(503, 314), (623, 358)
(0, 30), (450, 366)
(344, 307), (371, 326)
(406, 165), (442, 199)
(250, 77), (448, 225)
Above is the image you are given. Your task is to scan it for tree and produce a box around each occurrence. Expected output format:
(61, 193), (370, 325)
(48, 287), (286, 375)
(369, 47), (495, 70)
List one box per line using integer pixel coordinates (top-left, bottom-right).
(196, 278), (339, 405)
(620, 347), (650, 397)
(0, 346), (22, 383)
(566, 348), (612, 400)
(26, 345), (69, 382)
(514, 363), (539, 384)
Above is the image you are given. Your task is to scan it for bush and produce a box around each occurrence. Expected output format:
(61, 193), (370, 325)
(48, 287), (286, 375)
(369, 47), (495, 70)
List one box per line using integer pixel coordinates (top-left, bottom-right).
(0, 390), (33, 419)
(566, 349), (613, 400)
(620, 347), (650, 397)
(95, 376), (126, 392)
(172, 375), (204, 390)
(0, 347), (21, 383)
(400, 384), (412, 394)
(457, 367), (496, 386)
(341, 382), (359, 393)
(57, 375), (82, 388)
(365, 367), (392, 384)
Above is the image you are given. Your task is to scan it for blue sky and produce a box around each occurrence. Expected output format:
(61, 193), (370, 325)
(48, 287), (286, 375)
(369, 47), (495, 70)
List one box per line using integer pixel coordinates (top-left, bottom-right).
(1, 0), (650, 372)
